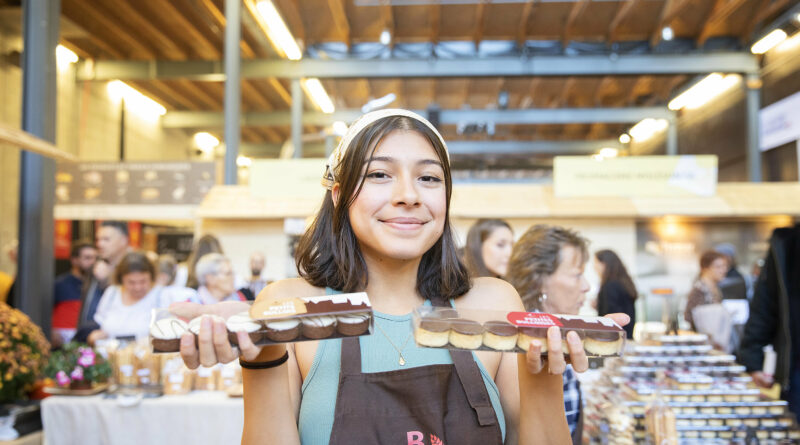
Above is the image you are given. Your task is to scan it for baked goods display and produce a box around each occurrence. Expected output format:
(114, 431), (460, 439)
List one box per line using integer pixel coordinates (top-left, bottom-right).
(150, 292), (373, 353)
(583, 334), (800, 444)
(412, 306), (626, 356)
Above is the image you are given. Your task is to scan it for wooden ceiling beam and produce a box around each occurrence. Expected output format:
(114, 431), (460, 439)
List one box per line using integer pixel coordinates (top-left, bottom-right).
(276, 0), (306, 43)
(110, 0), (187, 59)
(474, 0), (488, 51)
(516, 0), (536, 47)
(697, 0), (750, 46)
(242, 0), (278, 58)
(127, 81), (178, 111)
(650, 0), (692, 47)
(145, 80), (205, 110)
(327, 0), (351, 49)
(63, 0), (156, 59)
(608, 0), (638, 43)
(157, 0), (220, 59)
(563, 0), (590, 46)
(559, 77), (577, 107)
(177, 80), (222, 110)
(430, 4), (441, 45)
(743, 0), (789, 39)
(59, 39), (94, 60)
(267, 79), (292, 108)
(593, 76), (617, 106)
(197, 0), (257, 58)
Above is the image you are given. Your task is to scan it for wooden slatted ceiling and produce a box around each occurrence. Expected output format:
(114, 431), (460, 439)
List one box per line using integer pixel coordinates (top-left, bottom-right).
(40, 0), (794, 148)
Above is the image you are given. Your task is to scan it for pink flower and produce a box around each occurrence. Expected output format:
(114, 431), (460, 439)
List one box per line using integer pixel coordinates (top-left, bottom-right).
(77, 352), (95, 367)
(70, 366), (84, 381)
(56, 370), (70, 386)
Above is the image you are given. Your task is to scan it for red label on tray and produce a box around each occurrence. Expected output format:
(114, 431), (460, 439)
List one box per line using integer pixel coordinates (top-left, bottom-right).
(507, 312), (564, 328)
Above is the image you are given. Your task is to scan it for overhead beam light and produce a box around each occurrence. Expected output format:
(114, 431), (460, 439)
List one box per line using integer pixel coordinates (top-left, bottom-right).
(193, 132), (219, 154)
(56, 45), (78, 70)
(106, 80), (167, 119)
(751, 29), (787, 54)
(302, 78), (335, 114)
(661, 26), (674, 42)
(380, 29), (391, 45)
(255, 0), (302, 60)
(236, 155), (253, 167)
(629, 118), (669, 142)
(668, 73), (741, 111)
(619, 133), (632, 144)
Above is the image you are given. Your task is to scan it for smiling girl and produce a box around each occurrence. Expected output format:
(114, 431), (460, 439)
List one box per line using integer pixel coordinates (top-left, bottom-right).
(175, 110), (628, 445)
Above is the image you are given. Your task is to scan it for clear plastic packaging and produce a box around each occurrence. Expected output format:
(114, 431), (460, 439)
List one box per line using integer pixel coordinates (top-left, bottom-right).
(149, 292), (373, 353)
(412, 306), (626, 356)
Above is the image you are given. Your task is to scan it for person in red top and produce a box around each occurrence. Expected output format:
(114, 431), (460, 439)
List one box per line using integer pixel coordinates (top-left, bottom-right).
(52, 241), (97, 347)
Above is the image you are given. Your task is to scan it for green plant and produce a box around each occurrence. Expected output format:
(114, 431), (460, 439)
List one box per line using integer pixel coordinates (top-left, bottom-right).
(0, 303), (50, 403)
(44, 342), (111, 388)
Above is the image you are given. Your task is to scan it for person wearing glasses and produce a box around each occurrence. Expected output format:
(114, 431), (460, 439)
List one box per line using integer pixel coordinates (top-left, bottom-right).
(194, 253), (251, 304)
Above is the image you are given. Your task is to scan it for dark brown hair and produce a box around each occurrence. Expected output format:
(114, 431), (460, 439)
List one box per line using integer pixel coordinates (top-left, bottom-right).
(70, 240), (95, 258)
(464, 219), (512, 278)
(595, 249), (637, 301)
(699, 250), (727, 271)
(295, 115), (470, 303)
(113, 251), (155, 284)
(506, 225), (588, 311)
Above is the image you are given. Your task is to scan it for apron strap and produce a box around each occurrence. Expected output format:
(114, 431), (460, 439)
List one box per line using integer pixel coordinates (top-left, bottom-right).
(340, 337), (362, 375)
(432, 298), (499, 427)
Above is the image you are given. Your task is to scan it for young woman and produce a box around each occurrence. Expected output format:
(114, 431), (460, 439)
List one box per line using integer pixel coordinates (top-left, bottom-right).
(594, 249), (637, 339)
(173, 110), (628, 445)
(464, 219), (514, 279)
(684, 250), (728, 330)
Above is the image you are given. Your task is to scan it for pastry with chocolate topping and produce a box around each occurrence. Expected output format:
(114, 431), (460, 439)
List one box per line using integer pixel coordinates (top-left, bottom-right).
(226, 312), (264, 345)
(448, 319), (484, 349)
(264, 318), (301, 342)
(583, 330), (623, 356)
(336, 312), (371, 336)
(301, 315), (336, 339)
(414, 316), (451, 347)
(482, 320), (518, 351)
(516, 326), (549, 352)
(150, 318), (188, 352)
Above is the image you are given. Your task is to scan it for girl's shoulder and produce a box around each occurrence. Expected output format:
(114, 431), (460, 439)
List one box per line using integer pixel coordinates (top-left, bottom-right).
(255, 277), (326, 302)
(455, 277), (524, 312)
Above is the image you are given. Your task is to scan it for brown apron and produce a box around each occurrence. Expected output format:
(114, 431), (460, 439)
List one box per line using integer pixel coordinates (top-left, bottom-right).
(328, 306), (503, 445)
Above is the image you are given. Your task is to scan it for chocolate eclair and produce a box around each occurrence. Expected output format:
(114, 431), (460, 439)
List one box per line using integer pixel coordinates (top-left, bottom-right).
(482, 320), (518, 351)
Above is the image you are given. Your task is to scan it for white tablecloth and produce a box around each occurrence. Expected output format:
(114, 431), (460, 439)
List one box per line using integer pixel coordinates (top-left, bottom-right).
(41, 392), (243, 445)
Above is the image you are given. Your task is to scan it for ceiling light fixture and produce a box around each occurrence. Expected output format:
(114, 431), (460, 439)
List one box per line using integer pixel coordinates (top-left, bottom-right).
(332, 121), (348, 136)
(598, 147), (619, 158)
(303, 78), (335, 114)
(380, 29), (391, 45)
(751, 29), (787, 54)
(107, 80), (166, 119)
(668, 73), (741, 111)
(56, 45), (78, 70)
(361, 93), (397, 113)
(237, 155), (253, 167)
(255, 0), (302, 60)
(618, 133), (632, 144)
(661, 26), (674, 41)
(629, 118), (669, 142)
(194, 132), (220, 154)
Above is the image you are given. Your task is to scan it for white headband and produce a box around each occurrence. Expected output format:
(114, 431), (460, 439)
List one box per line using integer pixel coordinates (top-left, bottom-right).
(321, 108), (449, 190)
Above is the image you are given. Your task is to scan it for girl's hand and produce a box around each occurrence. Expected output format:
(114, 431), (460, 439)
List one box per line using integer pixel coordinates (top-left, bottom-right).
(524, 313), (630, 375)
(170, 301), (276, 369)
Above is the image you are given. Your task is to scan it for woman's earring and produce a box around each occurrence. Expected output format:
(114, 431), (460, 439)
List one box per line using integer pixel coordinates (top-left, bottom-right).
(539, 293), (548, 303)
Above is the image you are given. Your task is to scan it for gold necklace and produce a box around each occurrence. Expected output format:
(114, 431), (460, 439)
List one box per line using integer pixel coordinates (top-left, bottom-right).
(373, 320), (413, 366)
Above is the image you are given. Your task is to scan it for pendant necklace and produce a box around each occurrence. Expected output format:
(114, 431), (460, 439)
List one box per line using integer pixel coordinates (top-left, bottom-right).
(374, 321), (412, 366)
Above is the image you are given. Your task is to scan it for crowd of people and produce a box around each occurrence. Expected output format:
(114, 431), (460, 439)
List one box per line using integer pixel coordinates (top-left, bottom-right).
(33, 221), (272, 348)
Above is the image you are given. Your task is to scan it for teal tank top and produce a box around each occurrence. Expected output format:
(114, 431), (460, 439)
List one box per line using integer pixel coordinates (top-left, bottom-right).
(297, 299), (506, 444)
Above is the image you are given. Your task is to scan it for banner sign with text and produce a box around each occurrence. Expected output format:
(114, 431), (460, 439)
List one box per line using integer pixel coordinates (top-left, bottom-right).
(56, 162), (216, 205)
(554, 155), (718, 198)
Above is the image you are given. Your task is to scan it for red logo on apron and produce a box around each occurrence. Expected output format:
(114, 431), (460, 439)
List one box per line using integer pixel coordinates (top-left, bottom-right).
(406, 432), (445, 445)
(506, 312), (564, 328)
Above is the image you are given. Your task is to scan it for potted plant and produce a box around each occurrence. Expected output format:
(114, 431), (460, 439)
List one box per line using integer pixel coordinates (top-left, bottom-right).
(44, 342), (111, 391)
(0, 302), (50, 439)
(0, 303), (50, 403)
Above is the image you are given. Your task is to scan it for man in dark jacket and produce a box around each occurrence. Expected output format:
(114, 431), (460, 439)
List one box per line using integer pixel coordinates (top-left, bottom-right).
(739, 224), (800, 415)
